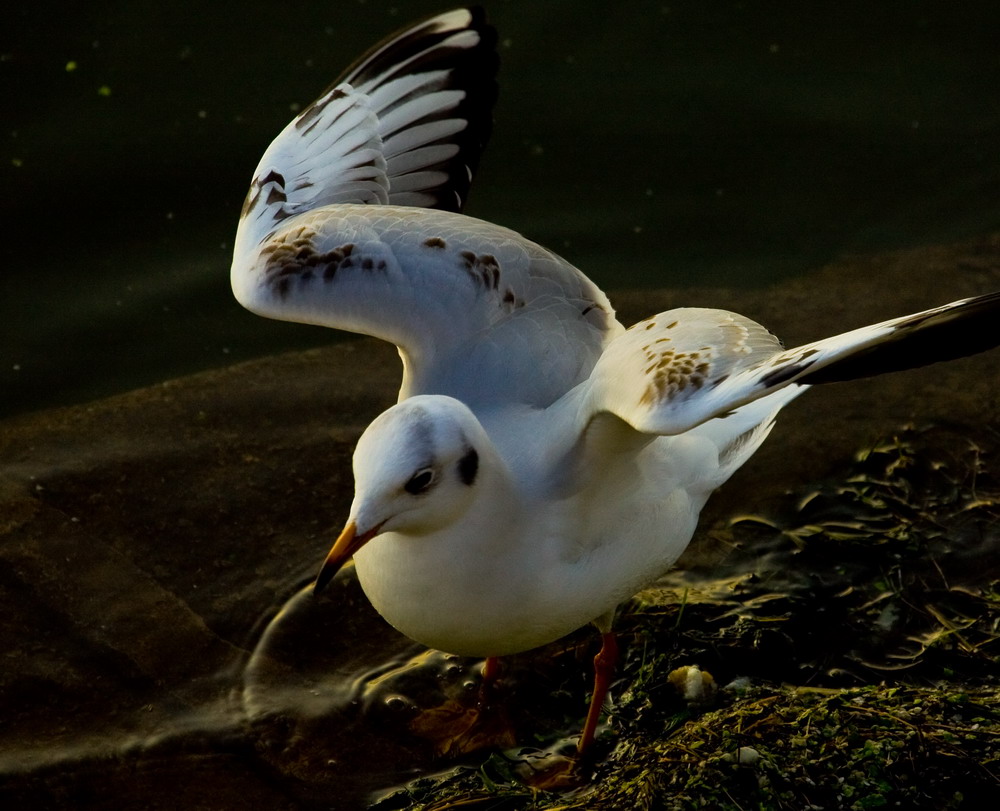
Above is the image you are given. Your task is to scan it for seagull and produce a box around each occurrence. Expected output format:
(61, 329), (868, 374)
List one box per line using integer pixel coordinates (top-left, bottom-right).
(231, 7), (1000, 759)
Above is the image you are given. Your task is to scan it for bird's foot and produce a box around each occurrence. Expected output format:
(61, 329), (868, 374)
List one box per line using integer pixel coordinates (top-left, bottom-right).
(522, 757), (583, 790)
(408, 697), (516, 757)
(514, 748), (592, 790)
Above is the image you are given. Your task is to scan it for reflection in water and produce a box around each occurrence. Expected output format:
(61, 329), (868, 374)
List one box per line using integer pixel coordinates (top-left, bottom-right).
(240, 568), (495, 797)
(238, 566), (604, 800)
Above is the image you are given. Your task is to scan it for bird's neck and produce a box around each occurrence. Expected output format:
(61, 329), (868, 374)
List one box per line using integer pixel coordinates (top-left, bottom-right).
(458, 442), (525, 556)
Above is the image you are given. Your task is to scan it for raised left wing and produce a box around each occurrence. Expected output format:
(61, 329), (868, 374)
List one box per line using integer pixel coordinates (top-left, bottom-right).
(231, 9), (623, 409)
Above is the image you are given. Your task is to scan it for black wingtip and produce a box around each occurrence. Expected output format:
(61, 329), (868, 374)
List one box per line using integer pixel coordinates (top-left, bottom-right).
(332, 7), (499, 213)
(336, 8), (497, 91)
(799, 290), (1000, 385)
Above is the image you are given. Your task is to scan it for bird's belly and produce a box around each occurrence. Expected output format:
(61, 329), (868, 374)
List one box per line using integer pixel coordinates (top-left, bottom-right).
(353, 537), (578, 657)
(351, 487), (703, 657)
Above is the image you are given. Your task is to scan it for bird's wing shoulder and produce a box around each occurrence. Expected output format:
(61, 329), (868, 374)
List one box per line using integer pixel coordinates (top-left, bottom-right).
(580, 307), (786, 436)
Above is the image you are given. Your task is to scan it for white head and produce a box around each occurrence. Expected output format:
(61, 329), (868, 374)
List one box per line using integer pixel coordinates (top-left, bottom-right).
(351, 395), (484, 535)
(314, 395), (485, 591)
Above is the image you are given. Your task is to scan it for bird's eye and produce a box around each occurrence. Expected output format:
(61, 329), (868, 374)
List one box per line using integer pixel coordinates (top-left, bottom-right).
(404, 468), (436, 495)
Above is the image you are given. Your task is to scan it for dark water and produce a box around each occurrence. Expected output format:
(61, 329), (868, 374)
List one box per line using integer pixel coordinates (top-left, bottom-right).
(2, 0), (1000, 417)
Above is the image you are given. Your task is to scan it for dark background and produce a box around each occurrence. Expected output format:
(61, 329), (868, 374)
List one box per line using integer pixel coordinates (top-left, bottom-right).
(3, 0), (999, 417)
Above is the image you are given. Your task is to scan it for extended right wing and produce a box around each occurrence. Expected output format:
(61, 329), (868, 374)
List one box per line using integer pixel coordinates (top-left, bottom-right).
(583, 292), (1000, 437)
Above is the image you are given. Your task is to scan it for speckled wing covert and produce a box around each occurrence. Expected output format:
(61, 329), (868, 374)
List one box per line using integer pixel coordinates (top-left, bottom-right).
(231, 8), (622, 408)
(586, 292), (1000, 436)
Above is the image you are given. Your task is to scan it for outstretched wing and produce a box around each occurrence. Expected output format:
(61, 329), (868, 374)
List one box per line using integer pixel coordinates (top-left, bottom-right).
(583, 292), (1000, 436)
(232, 9), (623, 408)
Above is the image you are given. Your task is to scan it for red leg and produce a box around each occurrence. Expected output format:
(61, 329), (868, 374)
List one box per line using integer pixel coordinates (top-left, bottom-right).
(577, 631), (618, 757)
(478, 655), (502, 707)
(482, 656), (501, 686)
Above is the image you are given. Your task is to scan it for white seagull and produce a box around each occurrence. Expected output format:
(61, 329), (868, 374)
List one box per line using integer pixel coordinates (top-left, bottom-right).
(231, 8), (1000, 758)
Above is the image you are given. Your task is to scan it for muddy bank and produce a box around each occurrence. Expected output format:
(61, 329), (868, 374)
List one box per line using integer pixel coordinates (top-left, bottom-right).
(1, 235), (998, 808)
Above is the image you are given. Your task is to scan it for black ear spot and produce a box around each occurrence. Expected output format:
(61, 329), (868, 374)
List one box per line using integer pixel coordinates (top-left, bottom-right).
(458, 447), (479, 485)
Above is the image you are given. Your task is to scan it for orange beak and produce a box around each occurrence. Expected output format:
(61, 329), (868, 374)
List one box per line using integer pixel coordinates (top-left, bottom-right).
(313, 520), (382, 594)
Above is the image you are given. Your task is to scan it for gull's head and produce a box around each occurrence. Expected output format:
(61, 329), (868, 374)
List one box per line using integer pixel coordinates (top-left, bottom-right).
(314, 395), (483, 592)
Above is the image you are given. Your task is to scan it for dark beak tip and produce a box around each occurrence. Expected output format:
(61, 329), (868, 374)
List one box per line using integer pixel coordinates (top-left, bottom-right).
(313, 566), (337, 595)
(313, 520), (369, 597)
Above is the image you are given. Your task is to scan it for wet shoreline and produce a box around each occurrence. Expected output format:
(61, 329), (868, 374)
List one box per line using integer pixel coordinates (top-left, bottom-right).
(1, 234), (999, 807)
